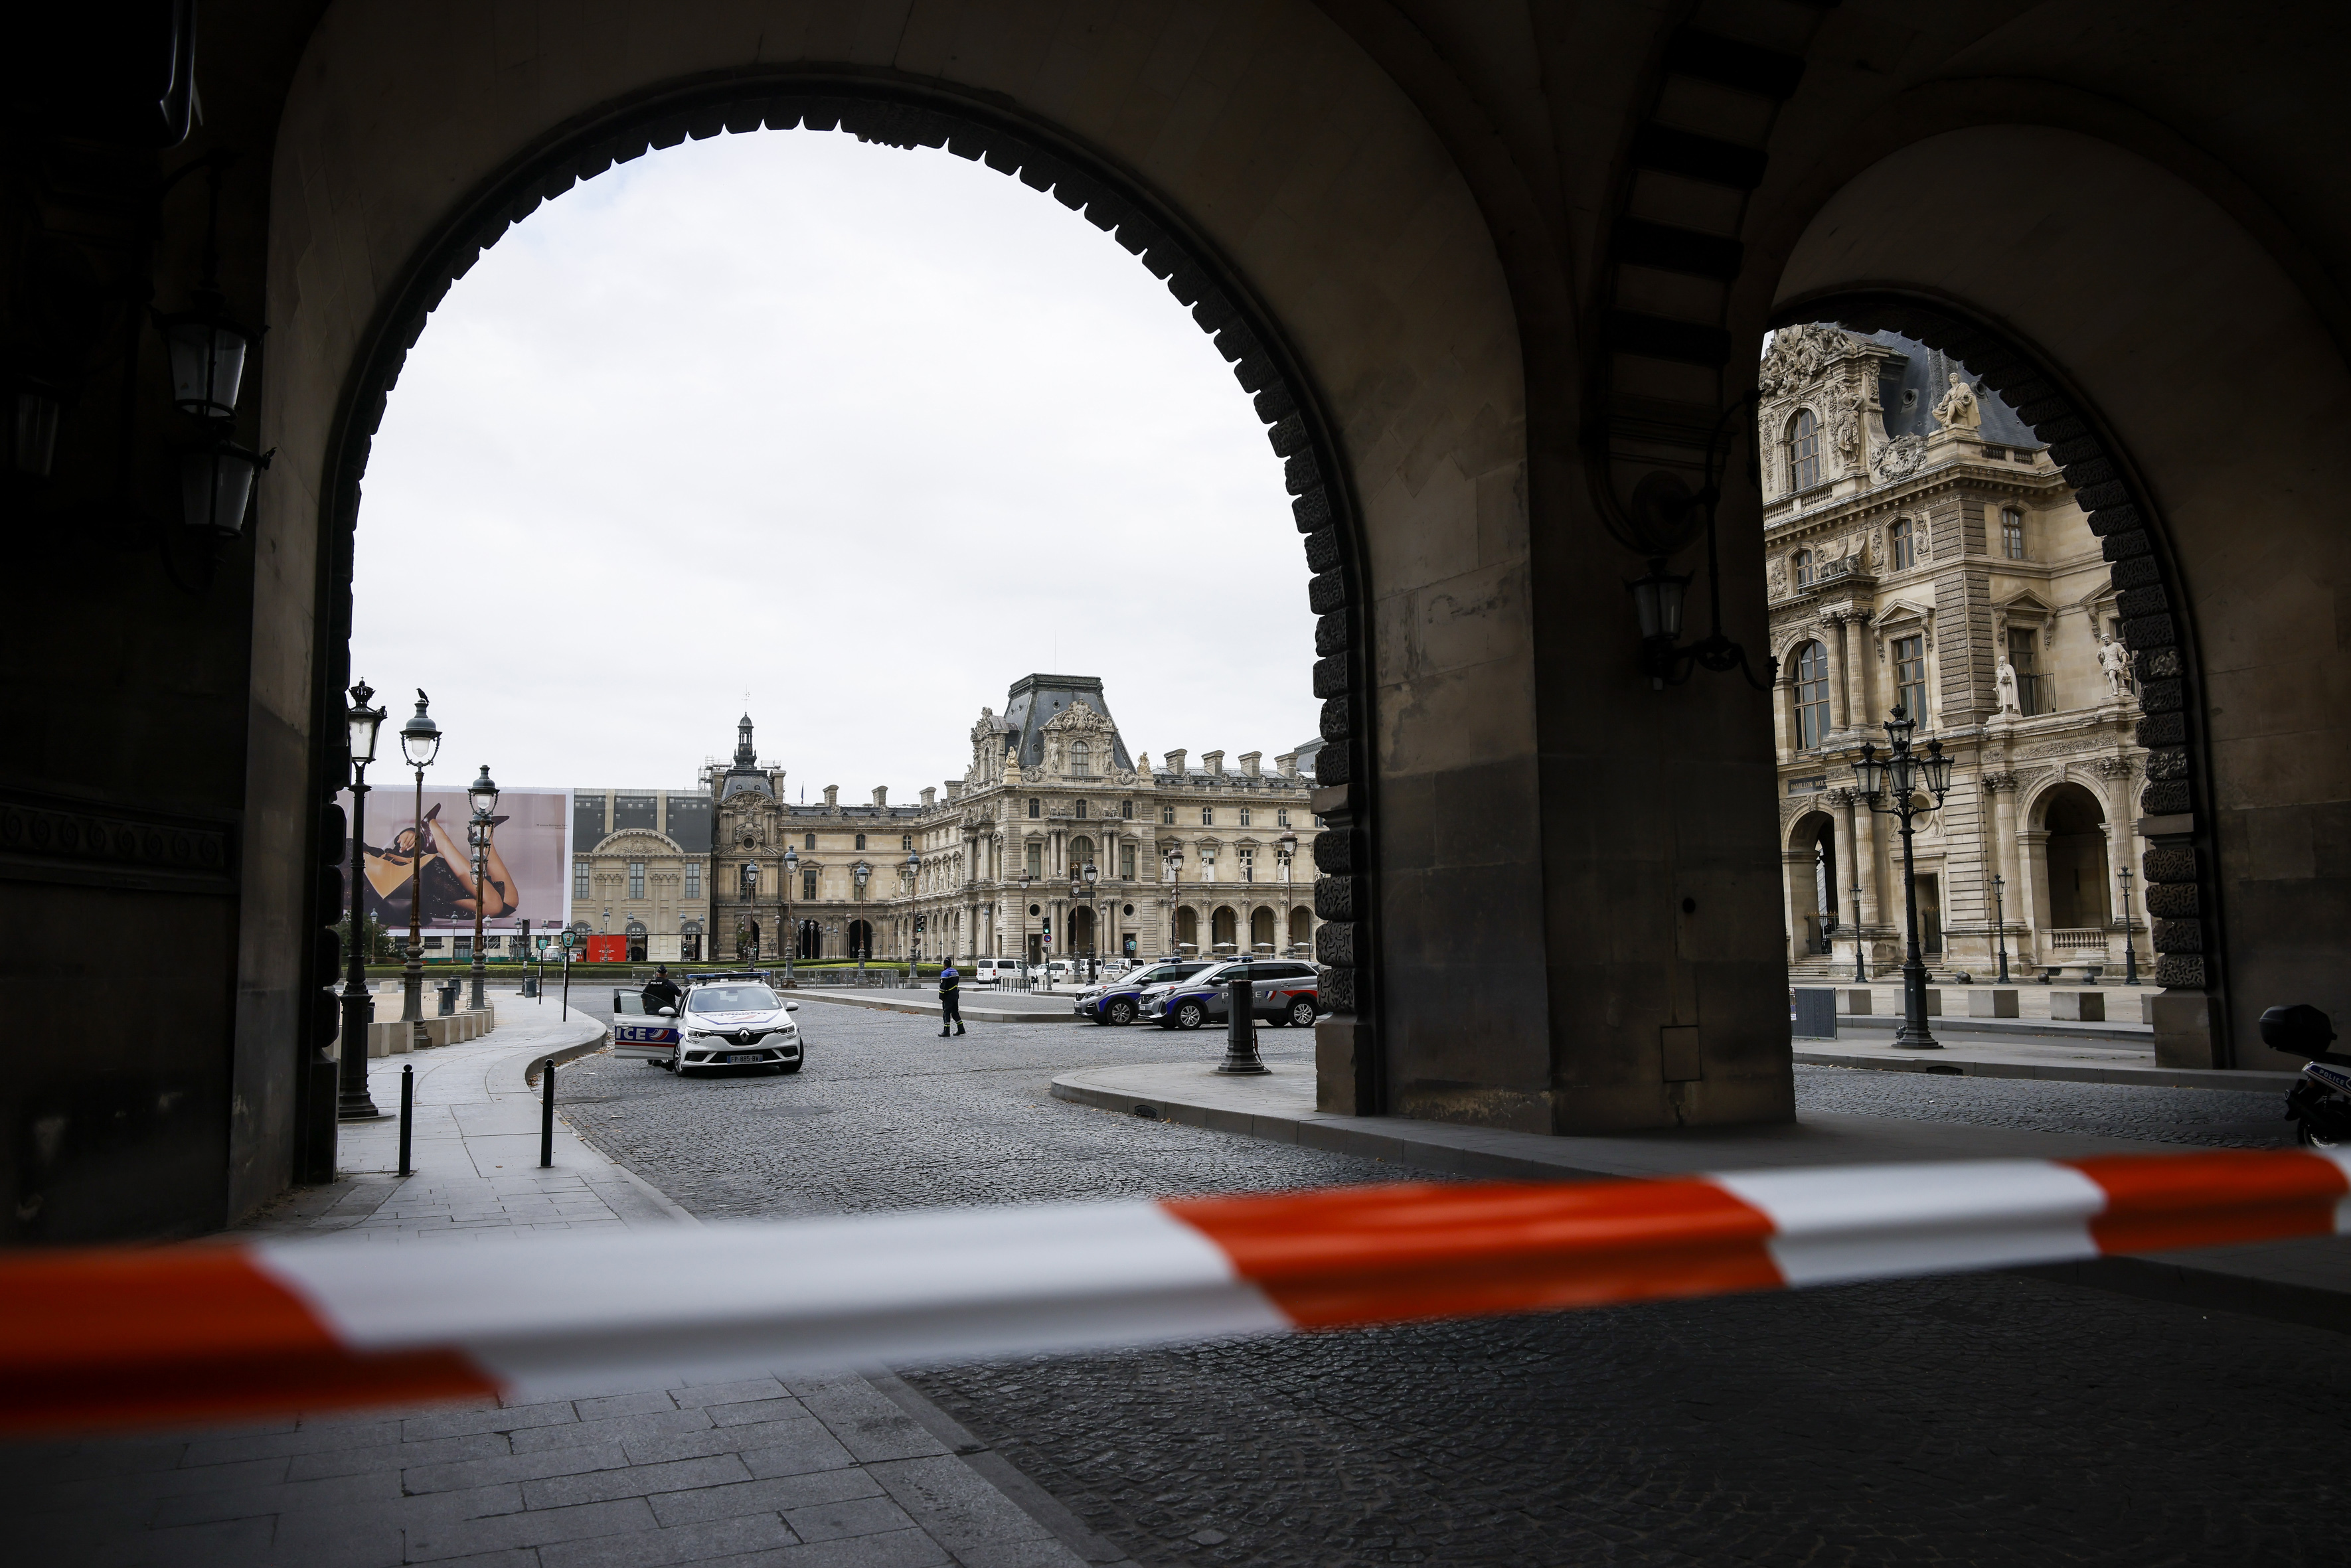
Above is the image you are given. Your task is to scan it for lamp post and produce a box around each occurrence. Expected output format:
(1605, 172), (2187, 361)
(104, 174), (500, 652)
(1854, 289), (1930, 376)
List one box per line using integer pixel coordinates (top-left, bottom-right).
(1850, 706), (1955, 1049)
(1164, 844), (1184, 959)
(1278, 832), (1299, 955)
(397, 691), (440, 1034)
(854, 860), (871, 983)
(1992, 873), (2011, 984)
(1848, 880), (1867, 982)
(338, 680), (386, 1121)
(783, 845), (799, 985)
(2117, 865), (2141, 985)
(465, 765), (497, 1010)
(905, 847), (920, 985)
(738, 859), (758, 960)
(1083, 860), (1100, 982)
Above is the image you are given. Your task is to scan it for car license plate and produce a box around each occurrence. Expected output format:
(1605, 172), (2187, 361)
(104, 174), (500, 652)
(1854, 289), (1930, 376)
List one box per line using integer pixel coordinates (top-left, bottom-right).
(727, 1052), (761, 1063)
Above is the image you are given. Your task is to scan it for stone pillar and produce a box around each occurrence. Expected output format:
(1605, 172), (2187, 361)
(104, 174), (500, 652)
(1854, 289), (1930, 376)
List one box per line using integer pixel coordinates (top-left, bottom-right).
(2097, 757), (2141, 971)
(2017, 826), (2050, 973)
(1982, 771), (2022, 957)
(1781, 846), (1815, 965)
(1847, 793), (1883, 929)
(1823, 609), (1854, 730)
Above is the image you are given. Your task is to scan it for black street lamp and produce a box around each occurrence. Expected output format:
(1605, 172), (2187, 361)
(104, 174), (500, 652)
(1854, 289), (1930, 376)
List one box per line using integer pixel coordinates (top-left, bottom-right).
(339, 680), (386, 1121)
(1992, 872), (2011, 984)
(397, 691), (440, 1036)
(854, 860), (871, 983)
(738, 859), (759, 959)
(465, 765), (498, 1010)
(784, 845), (799, 985)
(905, 847), (921, 984)
(1849, 880), (1867, 982)
(2117, 865), (2141, 985)
(1851, 706), (1955, 1050)
(1164, 844), (1185, 958)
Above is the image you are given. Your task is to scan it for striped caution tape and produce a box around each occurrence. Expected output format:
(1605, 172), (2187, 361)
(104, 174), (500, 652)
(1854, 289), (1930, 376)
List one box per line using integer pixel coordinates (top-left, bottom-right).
(5, 1148), (2348, 1434)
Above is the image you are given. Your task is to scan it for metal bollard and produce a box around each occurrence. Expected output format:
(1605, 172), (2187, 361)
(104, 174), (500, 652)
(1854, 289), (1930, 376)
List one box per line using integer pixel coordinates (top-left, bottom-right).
(1216, 977), (1268, 1075)
(540, 1059), (555, 1168)
(397, 1063), (414, 1177)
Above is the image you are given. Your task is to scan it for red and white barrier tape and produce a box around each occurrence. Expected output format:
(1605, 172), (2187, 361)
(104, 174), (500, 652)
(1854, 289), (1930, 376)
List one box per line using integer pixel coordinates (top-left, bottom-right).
(5, 1148), (2347, 1433)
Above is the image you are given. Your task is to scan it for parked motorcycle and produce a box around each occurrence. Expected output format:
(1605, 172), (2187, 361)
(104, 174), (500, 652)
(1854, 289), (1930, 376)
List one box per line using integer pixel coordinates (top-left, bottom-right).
(2261, 1004), (2351, 1148)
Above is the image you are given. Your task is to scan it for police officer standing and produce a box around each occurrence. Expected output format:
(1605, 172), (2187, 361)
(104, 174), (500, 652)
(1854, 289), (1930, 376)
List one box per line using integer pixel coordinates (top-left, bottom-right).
(937, 960), (965, 1038)
(643, 964), (682, 1016)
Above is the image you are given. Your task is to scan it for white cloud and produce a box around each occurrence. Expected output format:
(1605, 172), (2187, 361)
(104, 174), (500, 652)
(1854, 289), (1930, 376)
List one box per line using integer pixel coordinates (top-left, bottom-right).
(354, 129), (1317, 799)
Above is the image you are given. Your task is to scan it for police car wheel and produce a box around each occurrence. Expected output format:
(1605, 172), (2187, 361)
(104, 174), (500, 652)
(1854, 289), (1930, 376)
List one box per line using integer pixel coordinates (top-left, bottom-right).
(1174, 1000), (1206, 1031)
(1107, 998), (1135, 1026)
(1288, 998), (1318, 1029)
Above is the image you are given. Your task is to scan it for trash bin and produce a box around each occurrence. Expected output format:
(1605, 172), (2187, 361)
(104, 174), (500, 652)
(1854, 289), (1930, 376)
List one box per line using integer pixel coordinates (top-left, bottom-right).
(438, 980), (460, 1016)
(522, 975), (539, 998)
(1790, 987), (1838, 1039)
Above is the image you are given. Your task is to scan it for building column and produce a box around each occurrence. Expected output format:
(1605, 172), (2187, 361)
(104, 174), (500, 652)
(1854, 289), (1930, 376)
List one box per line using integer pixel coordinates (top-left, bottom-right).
(1823, 789), (1860, 965)
(1981, 771), (2021, 959)
(2097, 757), (2141, 970)
(2017, 826), (2050, 973)
(1781, 847), (1815, 966)
(1823, 609), (1855, 730)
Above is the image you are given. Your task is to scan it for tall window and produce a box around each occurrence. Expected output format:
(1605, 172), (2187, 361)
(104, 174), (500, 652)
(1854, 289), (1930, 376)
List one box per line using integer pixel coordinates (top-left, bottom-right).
(902, 834), (912, 850)
(1201, 807), (1214, 826)
(2001, 507), (2026, 560)
(628, 862), (645, 900)
(1076, 799), (1088, 819)
(1275, 807), (1289, 827)
(1162, 805), (1176, 824)
(1787, 408), (1821, 491)
(1890, 516), (1915, 570)
(854, 833), (866, 850)
(1794, 548), (1813, 586)
(1119, 844), (1135, 879)
(1894, 635), (1929, 724)
(2008, 627), (2041, 716)
(1121, 799), (1133, 819)
(684, 864), (700, 898)
(1793, 642), (1832, 750)
(802, 870), (817, 901)
(1240, 847), (1256, 883)
(574, 860), (590, 900)
(804, 832), (815, 850)
(1070, 741), (1090, 775)
(1025, 842), (1042, 878)
(1028, 799), (1040, 819)
(1239, 807), (1252, 827)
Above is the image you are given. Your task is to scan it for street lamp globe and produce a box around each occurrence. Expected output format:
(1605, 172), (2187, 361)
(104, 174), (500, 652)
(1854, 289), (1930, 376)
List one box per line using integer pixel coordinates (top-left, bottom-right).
(399, 692), (440, 769)
(785, 846), (799, 874)
(467, 765), (499, 817)
(1917, 738), (1955, 800)
(1083, 861), (1099, 888)
(345, 680), (384, 768)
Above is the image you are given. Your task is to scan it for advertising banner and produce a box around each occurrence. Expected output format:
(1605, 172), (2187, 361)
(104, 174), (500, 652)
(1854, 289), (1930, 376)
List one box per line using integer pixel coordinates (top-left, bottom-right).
(338, 786), (570, 935)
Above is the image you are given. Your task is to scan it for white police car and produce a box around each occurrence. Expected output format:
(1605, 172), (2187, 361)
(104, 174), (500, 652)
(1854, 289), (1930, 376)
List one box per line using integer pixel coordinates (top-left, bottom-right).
(614, 971), (803, 1076)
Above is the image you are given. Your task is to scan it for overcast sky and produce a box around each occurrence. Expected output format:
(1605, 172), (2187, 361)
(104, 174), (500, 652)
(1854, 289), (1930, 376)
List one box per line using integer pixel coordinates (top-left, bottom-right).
(353, 129), (1315, 799)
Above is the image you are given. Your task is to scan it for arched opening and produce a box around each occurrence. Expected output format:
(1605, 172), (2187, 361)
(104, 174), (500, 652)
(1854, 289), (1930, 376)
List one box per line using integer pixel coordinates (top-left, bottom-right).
(1250, 907), (1277, 953)
(680, 919), (702, 963)
(847, 919), (872, 961)
(1070, 837), (1095, 878)
(1210, 906), (1238, 954)
(624, 919), (647, 964)
(1175, 907), (1199, 956)
(2038, 783), (2113, 970)
(797, 919), (822, 961)
(1786, 408), (1821, 491)
(1783, 813), (1839, 965)
(1069, 905), (1095, 958)
(1289, 906), (1313, 955)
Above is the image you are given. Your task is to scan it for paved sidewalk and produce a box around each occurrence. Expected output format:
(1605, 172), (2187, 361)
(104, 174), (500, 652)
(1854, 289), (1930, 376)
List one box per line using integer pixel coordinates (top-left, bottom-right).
(1792, 1030), (2297, 1091)
(1050, 1058), (2351, 1334)
(9, 993), (1117, 1568)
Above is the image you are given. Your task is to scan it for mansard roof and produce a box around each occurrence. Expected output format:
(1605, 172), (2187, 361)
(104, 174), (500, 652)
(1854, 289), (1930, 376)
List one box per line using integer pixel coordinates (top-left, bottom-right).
(1858, 329), (2041, 449)
(1002, 674), (1134, 773)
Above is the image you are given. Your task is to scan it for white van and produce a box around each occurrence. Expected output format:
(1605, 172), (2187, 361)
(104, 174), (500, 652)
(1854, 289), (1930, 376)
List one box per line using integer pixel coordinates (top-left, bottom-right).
(971, 959), (1029, 988)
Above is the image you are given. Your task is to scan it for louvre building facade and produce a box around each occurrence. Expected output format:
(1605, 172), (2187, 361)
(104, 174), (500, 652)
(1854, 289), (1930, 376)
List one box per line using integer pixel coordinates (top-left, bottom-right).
(1764, 325), (2148, 980)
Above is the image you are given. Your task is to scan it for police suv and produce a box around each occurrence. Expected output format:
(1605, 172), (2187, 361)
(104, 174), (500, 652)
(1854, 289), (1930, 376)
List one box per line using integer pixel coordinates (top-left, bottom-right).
(612, 971), (804, 1075)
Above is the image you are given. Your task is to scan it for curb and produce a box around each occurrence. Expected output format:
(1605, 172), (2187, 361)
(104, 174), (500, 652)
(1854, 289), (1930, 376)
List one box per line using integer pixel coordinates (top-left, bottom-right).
(522, 1021), (614, 1088)
(1793, 1050), (2298, 1092)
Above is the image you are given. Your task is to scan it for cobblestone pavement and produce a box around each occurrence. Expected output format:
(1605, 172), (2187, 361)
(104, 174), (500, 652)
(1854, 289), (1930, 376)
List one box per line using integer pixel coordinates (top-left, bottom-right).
(556, 1007), (2351, 1568)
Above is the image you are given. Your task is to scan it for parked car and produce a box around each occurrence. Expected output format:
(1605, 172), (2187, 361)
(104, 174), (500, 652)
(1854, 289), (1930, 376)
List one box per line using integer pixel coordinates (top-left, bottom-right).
(619, 971), (804, 1075)
(971, 958), (1029, 988)
(1142, 959), (1323, 1031)
(610, 988), (681, 1061)
(1074, 959), (1214, 1026)
(1044, 959), (1080, 988)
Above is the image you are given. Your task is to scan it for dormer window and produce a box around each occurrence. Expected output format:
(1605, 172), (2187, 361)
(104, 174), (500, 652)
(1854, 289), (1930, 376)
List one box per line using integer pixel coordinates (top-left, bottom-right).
(1070, 741), (1090, 776)
(1787, 409), (1821, 491)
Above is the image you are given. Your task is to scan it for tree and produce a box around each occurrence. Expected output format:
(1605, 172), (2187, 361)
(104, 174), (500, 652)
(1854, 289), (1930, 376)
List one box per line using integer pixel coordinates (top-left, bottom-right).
(335, 913), (394, 964)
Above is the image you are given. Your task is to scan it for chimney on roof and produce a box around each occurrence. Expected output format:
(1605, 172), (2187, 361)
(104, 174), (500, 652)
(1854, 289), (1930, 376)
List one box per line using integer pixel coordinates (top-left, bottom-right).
(921, 787), (937, 809)
(872, 785), (888, 807)
(1164, 749), (1186, 776)
(823, 785), (839, 808)
(1275, 751), (1297, 778)
(1202, 750), (1225, 777)
(1239, 751), (1261, 778)
(946, 781), (963, 802)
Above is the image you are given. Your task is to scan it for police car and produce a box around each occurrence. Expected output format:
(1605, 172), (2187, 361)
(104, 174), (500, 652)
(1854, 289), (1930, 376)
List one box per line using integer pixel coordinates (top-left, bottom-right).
(1141, 958), (1323, 1031)
(612, 971), (803, 1075)
(1073, 959), (1212, 1026)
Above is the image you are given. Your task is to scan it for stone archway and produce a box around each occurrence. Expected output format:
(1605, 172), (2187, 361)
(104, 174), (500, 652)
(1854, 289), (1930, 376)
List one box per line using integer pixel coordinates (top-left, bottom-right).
(1250, 907), (1277, 953)
(1210, 906), (1240, 953)
(1175, 907), (1199, 957)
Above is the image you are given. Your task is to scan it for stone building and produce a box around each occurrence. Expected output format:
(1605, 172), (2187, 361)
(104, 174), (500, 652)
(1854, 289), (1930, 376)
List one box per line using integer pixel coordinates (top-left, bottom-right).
(566, 681), (1320, 968)
(1765, 326), (2148, 981)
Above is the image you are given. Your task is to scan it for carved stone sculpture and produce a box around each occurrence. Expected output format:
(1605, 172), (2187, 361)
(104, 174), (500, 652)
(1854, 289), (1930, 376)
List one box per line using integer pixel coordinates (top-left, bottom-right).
(1931, 373), (1981, 430)
(2097, 633), (2132, 698)
(1873, 433), (1925, 481)
(1995, 658), (2021, 715)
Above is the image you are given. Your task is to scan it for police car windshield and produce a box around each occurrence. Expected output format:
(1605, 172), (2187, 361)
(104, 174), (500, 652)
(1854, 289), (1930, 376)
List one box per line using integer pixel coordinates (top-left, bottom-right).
(688, 984), (779, 1012)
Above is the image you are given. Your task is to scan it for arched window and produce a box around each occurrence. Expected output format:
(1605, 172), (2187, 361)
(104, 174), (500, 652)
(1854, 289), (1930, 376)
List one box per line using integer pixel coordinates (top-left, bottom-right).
(854, 833), (866, 850)
(1070, 741), (1090, 775)
(1787, 408), (1821, 491)
(804, 832), (815, 851)
(1071, 836), (1094, 870)
(1793, 641), (1832, 749)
